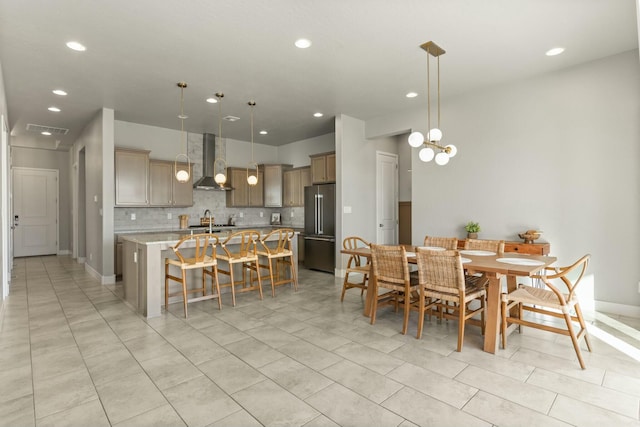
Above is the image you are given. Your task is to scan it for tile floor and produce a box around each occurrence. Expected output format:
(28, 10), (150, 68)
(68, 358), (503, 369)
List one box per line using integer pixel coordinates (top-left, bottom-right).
(1, 255), (640, 427)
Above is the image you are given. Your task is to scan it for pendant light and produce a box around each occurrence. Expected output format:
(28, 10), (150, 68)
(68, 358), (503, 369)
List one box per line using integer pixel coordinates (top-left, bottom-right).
(407, 41), (458, 166)
(246, 100), (258, 186)
(174, 82), (191, 182)
(213, 92), (228, 187)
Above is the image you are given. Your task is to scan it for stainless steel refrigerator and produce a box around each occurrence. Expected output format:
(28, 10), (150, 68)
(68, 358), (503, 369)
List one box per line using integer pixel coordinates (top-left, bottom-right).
(304, 183), (336, 273)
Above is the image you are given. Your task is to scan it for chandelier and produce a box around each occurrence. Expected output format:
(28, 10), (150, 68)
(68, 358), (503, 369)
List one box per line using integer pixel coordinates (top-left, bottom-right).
(246, 100), (259, 186)
(174, 82), (191, 182)
(407, 41), (457, 165)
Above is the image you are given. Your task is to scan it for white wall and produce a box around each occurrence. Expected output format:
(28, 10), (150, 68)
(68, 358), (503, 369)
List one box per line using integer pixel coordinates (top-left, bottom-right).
(74, 108), (115, 284)
(11, 147), (73, 253)
(0, 60), (8, 302)
(277, 133), (335, 167)
(357, 50), (640, 311)
(336, 115), (398, 272)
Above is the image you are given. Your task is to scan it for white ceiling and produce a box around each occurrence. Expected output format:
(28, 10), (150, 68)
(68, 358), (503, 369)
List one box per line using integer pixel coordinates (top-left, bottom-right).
(0, 0), (637, 151)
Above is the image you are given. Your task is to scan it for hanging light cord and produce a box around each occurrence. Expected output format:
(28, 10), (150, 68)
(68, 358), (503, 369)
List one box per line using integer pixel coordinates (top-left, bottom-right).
(180, 86), (186, 152)
(249, 101), (255, 163)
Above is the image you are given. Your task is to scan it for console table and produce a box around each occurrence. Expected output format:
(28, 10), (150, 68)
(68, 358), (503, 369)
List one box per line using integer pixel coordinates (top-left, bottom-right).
(457, 239), (550, 255)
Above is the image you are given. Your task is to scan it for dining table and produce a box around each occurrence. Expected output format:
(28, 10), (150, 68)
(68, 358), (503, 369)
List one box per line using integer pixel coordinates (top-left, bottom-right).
(340, 245), (557, 354)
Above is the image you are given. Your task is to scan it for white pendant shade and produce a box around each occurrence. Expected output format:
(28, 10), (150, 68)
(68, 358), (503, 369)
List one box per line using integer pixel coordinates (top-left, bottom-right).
(446, 144), (457, 157)
(175, 168), (190, 183)
(214, 173), (227, 185)
(435, 151), (450, 165)
(408, 131), (424, 148)
(427, 128), (442, 142)
(419, 147), (435, 162)
(247, 174), (258, 186)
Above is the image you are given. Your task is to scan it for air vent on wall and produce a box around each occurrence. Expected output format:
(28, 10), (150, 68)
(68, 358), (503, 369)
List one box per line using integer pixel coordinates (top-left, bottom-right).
(26, 123), (69, 135)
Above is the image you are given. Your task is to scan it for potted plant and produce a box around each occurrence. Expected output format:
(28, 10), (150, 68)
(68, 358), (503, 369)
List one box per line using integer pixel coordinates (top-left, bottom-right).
(465, 221), (481, 239)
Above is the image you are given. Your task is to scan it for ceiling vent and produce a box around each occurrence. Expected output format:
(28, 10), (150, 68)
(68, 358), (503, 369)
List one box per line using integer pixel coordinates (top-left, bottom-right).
(223, 115), (240, 122)
(26, 123), (69, 135)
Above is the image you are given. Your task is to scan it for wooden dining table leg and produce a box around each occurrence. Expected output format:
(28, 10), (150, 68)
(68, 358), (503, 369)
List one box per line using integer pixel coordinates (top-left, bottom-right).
(483, 272), (502, 353)
(506, 275), (519, 317)
(363, 274), (376, 317)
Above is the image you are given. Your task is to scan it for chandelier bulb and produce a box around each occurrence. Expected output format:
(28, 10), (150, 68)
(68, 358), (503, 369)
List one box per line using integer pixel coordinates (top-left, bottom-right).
(445, 144), (457, 157)
(419, 147), (435, 162)
(408, 131), (424, 148)
(427, 128), (442, 142)
(247, 174), (258, 186)
(435, 151), (450, 165)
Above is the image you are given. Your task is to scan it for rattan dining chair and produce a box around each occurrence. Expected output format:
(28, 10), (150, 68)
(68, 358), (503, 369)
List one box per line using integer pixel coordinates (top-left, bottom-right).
(164, 233), (221, 318)
(254, 228), (298, 297)
(341, 236), (371, 302)
(216, 230), (263, 306)
(414, 248), (487, 351)
(501, 254), (592, 369)
(369, 244), (419, 335)
(423, 236), (458, 250)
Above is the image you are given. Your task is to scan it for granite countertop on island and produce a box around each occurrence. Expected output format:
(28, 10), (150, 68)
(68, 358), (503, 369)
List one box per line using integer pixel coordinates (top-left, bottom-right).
(120, 227), (298, 246)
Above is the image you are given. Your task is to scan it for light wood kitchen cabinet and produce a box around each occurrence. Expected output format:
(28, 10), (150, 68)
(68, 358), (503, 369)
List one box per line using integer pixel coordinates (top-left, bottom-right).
(115, 148), (150, 206)
(149, 160), (193, 207)
(226, 167), (264, 207)
(283, 166), (311, 207)
(263, 164), (292, 207)
(310, 151), (336, 184)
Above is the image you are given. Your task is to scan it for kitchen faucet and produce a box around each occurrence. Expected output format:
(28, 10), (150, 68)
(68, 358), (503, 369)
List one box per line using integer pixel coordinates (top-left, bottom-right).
(203, 209), (212, 233)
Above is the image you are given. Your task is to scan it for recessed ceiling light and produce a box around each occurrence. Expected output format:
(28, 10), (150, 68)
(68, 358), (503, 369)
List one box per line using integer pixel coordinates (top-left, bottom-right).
(66, 41), (86, 52)
(41, 131), (52, 136)
(545, 47), (565, 56)
(313, 112), (323, 118)
(259, 130), (268, 135)
(48, 107), (61, 112)
(295, 38), (312, 49)
(52, 89), (67, 96)
(406, 92), (418, 98)
(206, 97), (218, 103)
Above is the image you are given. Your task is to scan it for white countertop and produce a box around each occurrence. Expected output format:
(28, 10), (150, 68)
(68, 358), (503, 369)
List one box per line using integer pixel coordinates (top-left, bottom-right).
(121, 228), (299, 246)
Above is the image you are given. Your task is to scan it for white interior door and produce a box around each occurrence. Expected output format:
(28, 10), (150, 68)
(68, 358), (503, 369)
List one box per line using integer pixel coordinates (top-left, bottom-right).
(12, 167), (58, 257)
(376, 152), (398, 244)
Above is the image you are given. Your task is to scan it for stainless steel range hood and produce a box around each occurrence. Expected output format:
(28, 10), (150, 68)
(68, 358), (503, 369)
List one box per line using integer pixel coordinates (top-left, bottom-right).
(193, 133), (233, 190)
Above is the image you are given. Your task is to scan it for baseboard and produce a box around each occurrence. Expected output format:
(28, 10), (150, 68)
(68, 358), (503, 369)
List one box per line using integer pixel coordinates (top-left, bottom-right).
(57, 249), (71, 255)
(594, 300), (640, 318)
(84, 262), (101, 282)
(77, 257), (86, 264)
(102, 275), (116, 285)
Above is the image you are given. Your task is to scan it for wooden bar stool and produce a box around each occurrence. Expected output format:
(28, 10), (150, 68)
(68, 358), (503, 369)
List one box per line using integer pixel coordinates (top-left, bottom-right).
(216, 230), (263, 306)
(254, 228), (298, 297)
(164, 233), (221, 318)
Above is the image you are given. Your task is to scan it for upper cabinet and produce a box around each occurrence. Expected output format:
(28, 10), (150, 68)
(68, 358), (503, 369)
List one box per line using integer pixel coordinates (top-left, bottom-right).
(149, 160), (193, 207)
(310, 151), (336, 184)
(115, 148), (149, 206)
(283, 167), (311, 207)
(263, 164), (292, 208)
(226, 167), (264, 207)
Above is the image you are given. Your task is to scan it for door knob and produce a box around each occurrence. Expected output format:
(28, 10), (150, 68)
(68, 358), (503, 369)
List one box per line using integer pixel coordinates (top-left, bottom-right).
(379, 224), (383, 227)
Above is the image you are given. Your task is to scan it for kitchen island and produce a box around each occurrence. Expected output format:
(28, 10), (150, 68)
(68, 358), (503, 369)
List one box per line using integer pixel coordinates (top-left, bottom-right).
(121, 228), (298, 318)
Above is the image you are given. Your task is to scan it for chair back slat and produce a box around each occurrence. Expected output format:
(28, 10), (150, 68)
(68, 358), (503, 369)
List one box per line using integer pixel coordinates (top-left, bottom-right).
(259, 228), (294, 255)
(221, 230), (259, 259)
(423, 236), (458, 250)
(416, 249), (466, 292)
(464, 238), (505, 253)
(172, 233), (218, 264)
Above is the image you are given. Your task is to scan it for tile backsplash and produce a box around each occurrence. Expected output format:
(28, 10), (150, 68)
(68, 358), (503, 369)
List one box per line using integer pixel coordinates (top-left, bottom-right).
(114, 192), (304, 232)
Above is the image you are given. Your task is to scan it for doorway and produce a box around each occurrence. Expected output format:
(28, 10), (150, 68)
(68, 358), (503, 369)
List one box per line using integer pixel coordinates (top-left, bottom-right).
(12, 167), (58, 257)
(375, 151), (398, 244)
